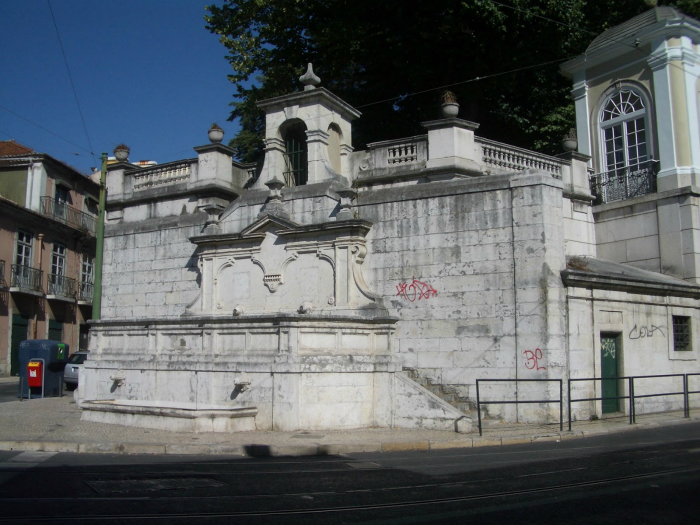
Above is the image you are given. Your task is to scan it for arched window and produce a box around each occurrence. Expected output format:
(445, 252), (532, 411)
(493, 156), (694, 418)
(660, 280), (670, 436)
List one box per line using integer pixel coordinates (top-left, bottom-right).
(281, 121), (307, 186)
(600, 89), (648, 173)
(597, 89), (654, 201)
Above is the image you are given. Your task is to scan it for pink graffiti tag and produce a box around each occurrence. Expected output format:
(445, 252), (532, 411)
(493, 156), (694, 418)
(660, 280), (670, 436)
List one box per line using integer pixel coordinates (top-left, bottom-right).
(523, 348), (546, 370)
(396, 277), (438, 302)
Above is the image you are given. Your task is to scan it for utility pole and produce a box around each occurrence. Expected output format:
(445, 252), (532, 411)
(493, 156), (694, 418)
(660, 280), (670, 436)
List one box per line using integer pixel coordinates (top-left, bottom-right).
(92, 152), (107, 320)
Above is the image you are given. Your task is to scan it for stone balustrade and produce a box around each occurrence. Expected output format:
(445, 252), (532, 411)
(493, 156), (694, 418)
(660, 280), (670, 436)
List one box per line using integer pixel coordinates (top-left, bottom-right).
(132, 161), (193, 190)
(364, 136), (428, 170)
(477, 137), (564, 179)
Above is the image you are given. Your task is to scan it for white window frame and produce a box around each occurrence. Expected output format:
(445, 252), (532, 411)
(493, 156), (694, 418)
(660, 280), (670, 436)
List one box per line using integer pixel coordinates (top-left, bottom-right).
(81, 254), (94, 284)
(15, 231), (33, 268)
(51, 243), (66, 277)
(599, 88), (651, 174)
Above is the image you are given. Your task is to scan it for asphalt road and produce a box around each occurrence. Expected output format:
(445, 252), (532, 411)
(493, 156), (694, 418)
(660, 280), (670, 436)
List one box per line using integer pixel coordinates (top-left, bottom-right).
(0, 422), (698, 524)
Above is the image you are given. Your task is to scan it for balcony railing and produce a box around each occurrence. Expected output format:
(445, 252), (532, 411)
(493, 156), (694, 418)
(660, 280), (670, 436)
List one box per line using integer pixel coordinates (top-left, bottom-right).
(590, 160), (659, 204)
(40, 197), (97, 235)
(47, 273), (77, 300)
(10, 264), (43, 294)
(78, 281), (94, 304)
(0, 260), (7, 289)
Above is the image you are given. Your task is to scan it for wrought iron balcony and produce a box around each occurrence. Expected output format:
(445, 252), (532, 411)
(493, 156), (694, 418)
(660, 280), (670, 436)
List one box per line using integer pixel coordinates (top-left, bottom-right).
(78, 280), (94, 304)
(0, 260), (7, 290)
(590, 160), (659, 204)
(47, 273), (77, 301)
(10, 264), (44, 295)
(40, 197), (97, 235)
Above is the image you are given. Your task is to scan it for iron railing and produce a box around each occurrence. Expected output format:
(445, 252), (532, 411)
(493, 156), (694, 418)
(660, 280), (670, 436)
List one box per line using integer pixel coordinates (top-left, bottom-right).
(568, 373), (691, 430)
(0, 260), (7, 289)
(589, 160), (659, 204)
(476, 378), (563, 436)
(78, 281), (94, 303)
(10, 264), (43, 294)
(40, 197), (97, 235)
(47, 273), (77, 300)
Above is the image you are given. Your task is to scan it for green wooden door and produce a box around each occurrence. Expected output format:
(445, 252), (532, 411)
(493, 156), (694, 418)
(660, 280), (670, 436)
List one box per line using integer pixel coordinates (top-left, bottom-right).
(601, 335), (620, 414)
(10, 315), (29, 376)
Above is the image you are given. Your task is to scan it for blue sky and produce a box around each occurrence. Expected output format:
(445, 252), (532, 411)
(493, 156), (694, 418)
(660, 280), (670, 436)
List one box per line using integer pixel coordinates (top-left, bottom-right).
(0, 0), (240, 174)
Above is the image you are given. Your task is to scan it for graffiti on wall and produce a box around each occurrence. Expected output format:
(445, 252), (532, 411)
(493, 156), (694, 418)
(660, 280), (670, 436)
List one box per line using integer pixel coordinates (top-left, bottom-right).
(396, 277), (438, 302)
(523, 348), (546, 371)
(628, 324), (665, 340)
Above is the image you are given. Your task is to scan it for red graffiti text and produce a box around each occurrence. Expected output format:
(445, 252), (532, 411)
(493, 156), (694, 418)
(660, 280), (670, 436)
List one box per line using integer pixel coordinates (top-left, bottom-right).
(524, 348), (546, 371)
(396, 277), (438, 302)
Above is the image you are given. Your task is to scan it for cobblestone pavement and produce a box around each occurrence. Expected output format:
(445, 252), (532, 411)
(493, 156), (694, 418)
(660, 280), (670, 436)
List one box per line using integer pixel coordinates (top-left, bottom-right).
(1, 377), (698, 456)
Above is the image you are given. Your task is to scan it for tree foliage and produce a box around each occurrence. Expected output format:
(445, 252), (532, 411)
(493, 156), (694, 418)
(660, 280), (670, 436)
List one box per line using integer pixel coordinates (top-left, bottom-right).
(205, 0), (698, 163)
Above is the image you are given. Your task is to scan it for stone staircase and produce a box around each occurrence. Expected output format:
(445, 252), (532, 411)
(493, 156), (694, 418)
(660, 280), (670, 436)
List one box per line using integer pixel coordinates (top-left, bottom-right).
(403, 368), (475, 418)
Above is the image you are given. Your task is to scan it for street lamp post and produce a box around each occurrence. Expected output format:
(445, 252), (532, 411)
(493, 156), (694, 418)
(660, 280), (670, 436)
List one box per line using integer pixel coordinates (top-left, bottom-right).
(92, 152), (107, 320)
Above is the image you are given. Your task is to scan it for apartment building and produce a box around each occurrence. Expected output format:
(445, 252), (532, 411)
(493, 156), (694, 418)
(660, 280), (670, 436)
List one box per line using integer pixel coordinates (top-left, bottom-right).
(0, 140), (99, 376)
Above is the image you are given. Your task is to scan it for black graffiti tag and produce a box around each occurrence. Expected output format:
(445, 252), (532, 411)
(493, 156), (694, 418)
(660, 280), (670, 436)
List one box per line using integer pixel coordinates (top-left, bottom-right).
(628, 324), (665, 340)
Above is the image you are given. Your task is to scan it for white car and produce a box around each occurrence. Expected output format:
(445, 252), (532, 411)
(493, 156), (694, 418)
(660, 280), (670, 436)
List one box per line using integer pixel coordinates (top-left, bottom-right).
(63, 351), (88, 390)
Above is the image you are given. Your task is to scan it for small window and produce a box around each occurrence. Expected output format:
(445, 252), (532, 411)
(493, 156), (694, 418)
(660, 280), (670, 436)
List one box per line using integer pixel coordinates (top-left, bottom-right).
(672, 316), (691, 351)
(55, 185), (69, 204)
(282, 122), (308, 187)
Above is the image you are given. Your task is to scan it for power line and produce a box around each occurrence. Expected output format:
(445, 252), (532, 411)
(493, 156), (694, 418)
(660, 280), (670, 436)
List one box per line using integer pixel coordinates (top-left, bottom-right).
(487, 0), (699, 81)
(355, 56), (576, 109)
(46, 0), (96, 161)
(0, 104), (93, 154)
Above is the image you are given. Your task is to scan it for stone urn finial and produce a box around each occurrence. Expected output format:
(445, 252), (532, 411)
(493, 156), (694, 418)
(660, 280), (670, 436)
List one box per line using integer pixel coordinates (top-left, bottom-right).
(114, 144), (130, 162)
(208, 123), (224, 144)
(299, 63), (321, 91)
(562, 128), (578, 152)
(441, 91), (459, 118)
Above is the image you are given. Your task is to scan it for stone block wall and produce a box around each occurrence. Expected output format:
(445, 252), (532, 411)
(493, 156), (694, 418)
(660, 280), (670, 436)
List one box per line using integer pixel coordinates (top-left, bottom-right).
(566, 286), (699, 420)
(358, 171), (568, 421)
(101, 213), (205, 320)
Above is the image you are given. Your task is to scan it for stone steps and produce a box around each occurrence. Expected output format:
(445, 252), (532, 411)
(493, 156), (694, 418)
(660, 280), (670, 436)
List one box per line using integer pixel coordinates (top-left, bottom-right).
(403, 368), (475, 418)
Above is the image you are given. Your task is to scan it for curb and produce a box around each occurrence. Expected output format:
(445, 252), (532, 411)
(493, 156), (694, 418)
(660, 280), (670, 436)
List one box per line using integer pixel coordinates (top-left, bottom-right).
(1, 417), (697, 458)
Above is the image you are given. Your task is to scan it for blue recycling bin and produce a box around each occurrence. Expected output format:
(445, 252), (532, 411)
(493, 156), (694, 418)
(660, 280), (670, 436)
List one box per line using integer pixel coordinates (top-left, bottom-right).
(18, 340), (68, 398)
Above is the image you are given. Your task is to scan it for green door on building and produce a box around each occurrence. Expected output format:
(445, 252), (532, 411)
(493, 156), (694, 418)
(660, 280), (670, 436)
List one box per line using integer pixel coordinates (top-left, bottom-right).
(10, 315), (29, 376)
(601, 334), (620, 414)
(48, 320), (63, 342)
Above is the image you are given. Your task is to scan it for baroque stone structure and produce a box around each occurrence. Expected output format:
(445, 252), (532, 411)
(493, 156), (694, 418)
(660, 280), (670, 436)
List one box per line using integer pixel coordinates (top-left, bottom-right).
(82, 10), (700, 432)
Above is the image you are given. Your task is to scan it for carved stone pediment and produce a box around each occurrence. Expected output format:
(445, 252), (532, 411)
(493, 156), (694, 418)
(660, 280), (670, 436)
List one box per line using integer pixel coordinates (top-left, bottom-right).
(188, 217), (384, 316)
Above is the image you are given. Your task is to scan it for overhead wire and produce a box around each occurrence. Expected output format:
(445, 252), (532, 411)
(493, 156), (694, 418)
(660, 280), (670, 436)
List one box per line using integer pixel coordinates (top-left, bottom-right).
(0, 103), (94, 155)
(46, 0), (97, 161)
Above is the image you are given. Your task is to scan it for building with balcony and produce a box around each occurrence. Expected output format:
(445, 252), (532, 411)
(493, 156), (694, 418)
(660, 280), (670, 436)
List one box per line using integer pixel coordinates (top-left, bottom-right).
(79, 9), (700, 433)
(0, 140), (99, 376)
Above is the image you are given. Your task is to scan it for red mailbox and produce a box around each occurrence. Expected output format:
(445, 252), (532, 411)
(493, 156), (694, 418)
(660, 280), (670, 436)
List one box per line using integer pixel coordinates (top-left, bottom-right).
(27, 360), (43, 388)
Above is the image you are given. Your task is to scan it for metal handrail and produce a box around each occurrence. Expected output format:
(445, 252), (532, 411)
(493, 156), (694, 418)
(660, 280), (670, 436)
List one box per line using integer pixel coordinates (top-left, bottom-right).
(568, 373), (688, 430)
(589, 160), (659, 204)
(10, 264), (43, 293)
(686, 373), (700, 418)
(40, 197), (97, 235)
(47, 273), (77, 299)
(476, 378), (563, 436)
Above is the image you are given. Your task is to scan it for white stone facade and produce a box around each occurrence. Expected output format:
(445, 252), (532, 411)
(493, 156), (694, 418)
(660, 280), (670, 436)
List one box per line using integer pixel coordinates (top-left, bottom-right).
(82, 9), (700, 432)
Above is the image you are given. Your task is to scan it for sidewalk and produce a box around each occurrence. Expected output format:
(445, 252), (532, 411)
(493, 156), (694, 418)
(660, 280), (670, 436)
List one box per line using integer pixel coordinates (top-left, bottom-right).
(1, 377), (698, 457)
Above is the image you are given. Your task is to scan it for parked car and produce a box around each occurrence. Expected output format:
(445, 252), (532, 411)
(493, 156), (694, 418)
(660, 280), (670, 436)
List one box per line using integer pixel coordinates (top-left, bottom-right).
(63, 351), (88, 390)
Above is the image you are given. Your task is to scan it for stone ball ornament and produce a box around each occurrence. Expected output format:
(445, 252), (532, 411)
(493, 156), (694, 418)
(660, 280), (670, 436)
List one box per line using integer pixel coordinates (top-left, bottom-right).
(208, 123), (225, 144)
(114, 144), (130, 162)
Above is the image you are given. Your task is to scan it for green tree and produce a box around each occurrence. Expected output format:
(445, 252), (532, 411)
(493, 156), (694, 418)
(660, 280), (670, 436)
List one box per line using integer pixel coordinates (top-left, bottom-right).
(205, 0), (695, 163)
